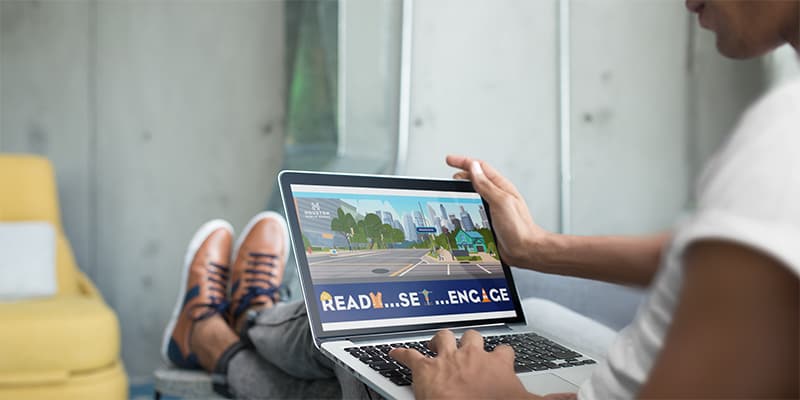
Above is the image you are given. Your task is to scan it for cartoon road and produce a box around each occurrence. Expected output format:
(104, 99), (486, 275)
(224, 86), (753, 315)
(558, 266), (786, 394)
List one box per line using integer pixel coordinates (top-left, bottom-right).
(307, 248), (504, 284)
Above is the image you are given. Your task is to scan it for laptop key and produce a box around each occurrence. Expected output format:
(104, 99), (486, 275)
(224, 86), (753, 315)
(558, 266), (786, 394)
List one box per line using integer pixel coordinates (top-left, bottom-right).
(380, 369), (404, 378)
(369, 361), (397, 371)
(390, 377), (412, 386)
(552, 351), (581, 360)
(359, 357), (384, 364)
(514, 363), (533, 373)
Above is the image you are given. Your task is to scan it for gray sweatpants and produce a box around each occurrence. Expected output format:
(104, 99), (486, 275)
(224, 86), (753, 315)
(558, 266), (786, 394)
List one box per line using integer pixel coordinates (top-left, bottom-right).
(227, 300), (370, 399)
(226, 298), (618, 399)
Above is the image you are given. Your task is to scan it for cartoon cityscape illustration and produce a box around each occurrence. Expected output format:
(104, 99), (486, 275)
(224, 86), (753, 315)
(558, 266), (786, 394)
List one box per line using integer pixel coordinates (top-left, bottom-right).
(295, 194), (504, 283)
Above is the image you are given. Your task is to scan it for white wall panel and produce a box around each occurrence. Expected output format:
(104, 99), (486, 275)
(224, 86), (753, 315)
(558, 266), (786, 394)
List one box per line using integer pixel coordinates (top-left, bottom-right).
(570, 0), (690, 236)
(405, 0), (560, 233)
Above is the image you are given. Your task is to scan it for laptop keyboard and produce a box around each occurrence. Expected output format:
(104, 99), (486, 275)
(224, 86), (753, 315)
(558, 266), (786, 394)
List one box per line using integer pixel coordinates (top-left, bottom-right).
(344, 332), (596, 386)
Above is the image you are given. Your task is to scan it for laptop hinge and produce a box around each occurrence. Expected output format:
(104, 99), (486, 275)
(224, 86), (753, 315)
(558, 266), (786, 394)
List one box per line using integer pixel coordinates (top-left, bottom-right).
(324, 322), (515, 344)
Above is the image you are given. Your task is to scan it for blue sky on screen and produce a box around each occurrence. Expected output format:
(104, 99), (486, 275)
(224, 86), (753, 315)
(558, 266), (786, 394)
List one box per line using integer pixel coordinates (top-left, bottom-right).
(293, 191), (485, 224)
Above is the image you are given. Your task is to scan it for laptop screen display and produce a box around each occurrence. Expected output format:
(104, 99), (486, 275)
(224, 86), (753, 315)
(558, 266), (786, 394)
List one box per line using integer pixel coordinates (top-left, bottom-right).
(290, 183), (520, 332)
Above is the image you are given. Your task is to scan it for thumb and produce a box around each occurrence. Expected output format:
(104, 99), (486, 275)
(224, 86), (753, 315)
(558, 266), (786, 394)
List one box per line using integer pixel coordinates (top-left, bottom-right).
(470, 160), (502, 203)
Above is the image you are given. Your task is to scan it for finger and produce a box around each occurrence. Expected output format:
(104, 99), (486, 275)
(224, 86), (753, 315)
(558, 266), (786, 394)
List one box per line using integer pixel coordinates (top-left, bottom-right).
(493, 344), (516, 364)
(429, 329), (458, 355)
(389, 348), (425, 369)
(468, 160), (505, 204)
(446, 154), (472, 171)
(449, 155), (519, 197)
(453, 171), (470, 180)
(477, 159), (521, 197)
(459, 329), (485, 350)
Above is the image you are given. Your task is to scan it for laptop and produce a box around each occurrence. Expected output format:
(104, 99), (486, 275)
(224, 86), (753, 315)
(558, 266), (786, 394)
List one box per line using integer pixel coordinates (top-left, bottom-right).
(278, 171), (599, 399)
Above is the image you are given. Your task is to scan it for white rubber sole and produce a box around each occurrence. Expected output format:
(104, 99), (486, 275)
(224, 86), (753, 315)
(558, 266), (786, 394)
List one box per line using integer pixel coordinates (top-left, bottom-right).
(232, 211), (291, 268)
(160, 219), (234, 366)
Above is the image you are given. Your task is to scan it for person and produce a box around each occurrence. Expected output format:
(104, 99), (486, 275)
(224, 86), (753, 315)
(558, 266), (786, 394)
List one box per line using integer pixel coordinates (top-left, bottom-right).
(163, 0), (800, 398)
(388, 1), (800, 398)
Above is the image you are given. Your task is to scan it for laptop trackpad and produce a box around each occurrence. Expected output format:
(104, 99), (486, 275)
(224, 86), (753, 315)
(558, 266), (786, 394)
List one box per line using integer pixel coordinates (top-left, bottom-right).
(520, 373), (578, 394)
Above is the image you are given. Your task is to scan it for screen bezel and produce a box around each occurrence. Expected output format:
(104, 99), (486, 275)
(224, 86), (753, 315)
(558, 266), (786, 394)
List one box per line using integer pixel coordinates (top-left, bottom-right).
(279, 170), (528, 340)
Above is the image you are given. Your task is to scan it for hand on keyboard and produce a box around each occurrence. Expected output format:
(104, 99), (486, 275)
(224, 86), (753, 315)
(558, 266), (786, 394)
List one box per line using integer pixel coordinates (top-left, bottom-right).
(388, 329), (535, 400)
(344, 332), (594, 387)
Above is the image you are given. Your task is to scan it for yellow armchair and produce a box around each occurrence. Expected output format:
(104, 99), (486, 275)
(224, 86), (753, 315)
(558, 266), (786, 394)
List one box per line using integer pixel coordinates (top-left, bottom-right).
(0, 154), (127, 399)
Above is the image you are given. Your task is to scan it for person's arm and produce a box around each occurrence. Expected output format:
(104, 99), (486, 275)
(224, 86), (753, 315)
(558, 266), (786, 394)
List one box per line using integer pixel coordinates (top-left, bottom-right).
(447, 155), (667, 287)
(532, 233), (669, 287)
(638, 240), (799, 398)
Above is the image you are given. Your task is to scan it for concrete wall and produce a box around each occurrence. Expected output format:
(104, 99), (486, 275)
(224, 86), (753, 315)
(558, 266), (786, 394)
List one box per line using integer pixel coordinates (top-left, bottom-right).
(0, 1), (285, 378)
(404, 0), (767, 329)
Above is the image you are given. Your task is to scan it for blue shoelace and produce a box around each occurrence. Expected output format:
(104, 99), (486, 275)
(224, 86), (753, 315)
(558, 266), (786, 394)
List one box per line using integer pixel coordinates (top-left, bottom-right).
(191, 261), (230, 321)
(232, 253), (282, 318)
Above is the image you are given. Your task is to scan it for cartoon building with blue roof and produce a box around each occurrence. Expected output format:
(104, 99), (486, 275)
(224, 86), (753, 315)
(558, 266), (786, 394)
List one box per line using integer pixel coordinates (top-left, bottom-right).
(455, 230), (487, 253)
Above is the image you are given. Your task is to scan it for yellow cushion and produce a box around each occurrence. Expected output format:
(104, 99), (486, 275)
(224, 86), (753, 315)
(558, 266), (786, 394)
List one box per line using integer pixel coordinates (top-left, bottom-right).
(0, 296), (120, 379)
(0, 361), (127, 400)
(0, 155), (60, 227)
(54, 233), (80, 296)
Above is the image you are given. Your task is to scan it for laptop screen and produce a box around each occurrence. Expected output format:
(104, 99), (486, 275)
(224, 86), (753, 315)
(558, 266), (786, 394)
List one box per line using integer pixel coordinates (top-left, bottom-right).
(289, 182), (522, 333)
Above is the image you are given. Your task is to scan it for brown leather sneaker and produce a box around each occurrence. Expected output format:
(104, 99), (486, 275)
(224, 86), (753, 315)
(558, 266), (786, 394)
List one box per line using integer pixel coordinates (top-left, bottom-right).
(162, 220), (233, 369)
(229, 212), (290, 326)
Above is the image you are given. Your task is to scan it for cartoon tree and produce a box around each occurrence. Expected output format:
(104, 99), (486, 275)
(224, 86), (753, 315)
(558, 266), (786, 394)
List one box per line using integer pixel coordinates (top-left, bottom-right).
(476, 228), (496, 251)
(390, 227), (405, 244)
(379, 225), (405, 247)
(351, 229), (367, 247)
(359, 213), (382, 249)
(378, 223), (394, 248)
(330, 208), (356, 251)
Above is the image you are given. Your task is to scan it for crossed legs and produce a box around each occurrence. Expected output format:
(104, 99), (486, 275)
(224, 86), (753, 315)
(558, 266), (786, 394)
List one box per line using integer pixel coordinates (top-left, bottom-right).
(160, 212), (363, 399)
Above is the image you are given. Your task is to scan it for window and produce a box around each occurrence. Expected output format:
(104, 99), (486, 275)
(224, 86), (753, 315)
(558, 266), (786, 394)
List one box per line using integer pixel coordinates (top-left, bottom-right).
(281, 0), (404, 174)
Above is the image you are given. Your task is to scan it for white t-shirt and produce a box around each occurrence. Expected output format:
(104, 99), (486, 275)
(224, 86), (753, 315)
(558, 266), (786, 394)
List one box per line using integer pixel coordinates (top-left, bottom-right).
(579, 77), (800, 399)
